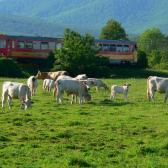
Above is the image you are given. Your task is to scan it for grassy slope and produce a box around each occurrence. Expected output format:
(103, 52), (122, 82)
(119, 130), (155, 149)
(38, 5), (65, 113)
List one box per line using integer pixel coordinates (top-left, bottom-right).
(1, 0), (168, 36)
(0, 77), (168, 167)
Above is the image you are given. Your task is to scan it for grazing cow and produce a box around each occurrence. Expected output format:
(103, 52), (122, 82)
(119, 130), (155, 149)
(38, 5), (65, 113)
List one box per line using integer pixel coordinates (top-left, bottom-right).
(110, 84), (131, 100)
(53, 75), (73, 97)
(75, 74), (87, 80)
(56, 79), (91, 104)
(43, 79), (55, 92)
(2, 82), (31, 110)
(84, 78), (108, 91)
(147, 76), (168, 102)
(36, 70), (68, 80)
(27, 76), (38, 96)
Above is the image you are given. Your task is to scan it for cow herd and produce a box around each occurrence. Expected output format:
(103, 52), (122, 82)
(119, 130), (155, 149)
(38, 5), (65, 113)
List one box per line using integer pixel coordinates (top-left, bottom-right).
(1, 71), (168, 110)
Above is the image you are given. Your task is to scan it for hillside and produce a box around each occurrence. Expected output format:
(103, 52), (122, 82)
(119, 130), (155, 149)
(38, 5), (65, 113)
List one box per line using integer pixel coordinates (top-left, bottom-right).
(0, 0), (168, 37)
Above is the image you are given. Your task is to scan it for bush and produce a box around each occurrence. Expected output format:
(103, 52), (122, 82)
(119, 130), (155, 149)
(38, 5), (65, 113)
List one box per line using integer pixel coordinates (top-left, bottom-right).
(0, 58), (28, 77)
(84, 64), (111, 78)
(137, 50), (148, 68)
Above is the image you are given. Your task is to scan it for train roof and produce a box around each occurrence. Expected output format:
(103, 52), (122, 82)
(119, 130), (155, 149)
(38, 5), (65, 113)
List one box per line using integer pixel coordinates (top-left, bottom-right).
(95, 39), (136, 45)
(0, 34), (61, 41)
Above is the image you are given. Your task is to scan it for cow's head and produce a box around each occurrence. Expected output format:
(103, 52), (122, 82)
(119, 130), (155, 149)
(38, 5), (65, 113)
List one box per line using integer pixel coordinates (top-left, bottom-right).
(21, 99), (31, 110)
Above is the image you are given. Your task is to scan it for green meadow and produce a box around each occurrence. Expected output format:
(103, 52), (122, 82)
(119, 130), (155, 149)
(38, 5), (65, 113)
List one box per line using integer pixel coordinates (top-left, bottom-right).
(0, 77), (168, 168)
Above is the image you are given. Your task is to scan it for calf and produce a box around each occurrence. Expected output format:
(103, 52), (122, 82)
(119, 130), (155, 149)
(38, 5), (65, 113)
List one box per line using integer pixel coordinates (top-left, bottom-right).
(43, 79), (54, 92)
(110, 84), (131, 100)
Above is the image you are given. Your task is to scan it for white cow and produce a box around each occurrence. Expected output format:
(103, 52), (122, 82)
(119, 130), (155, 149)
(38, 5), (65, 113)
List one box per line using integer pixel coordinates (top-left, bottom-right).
(110, 84), (131, 100)
(2, 82), (31, 110)
(53, 75), (73, 97)
(56, 79), (91, 104)
(27, 76), (38, 96)
(75, 74), (87, 80)
(43, 79), (55, 92)
(147, 76), (168, 102)
(84, 78), (108, 91)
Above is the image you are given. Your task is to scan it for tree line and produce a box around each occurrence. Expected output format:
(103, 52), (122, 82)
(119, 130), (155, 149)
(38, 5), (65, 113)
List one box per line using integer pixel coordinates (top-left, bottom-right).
(50, 19), (168, 76)
(1, 19), (167, 78)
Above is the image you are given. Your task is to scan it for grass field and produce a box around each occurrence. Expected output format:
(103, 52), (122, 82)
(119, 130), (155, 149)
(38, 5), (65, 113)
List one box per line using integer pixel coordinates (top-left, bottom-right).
(1, 77), (168, 168)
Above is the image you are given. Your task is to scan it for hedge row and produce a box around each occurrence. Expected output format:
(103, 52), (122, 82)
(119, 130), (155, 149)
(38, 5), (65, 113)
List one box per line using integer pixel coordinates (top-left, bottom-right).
(0, 58), (28, 77)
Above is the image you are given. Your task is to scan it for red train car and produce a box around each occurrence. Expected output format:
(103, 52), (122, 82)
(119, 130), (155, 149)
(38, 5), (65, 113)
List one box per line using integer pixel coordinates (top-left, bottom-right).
(95, 39), (137, 64)
(0, 34), (62, 59)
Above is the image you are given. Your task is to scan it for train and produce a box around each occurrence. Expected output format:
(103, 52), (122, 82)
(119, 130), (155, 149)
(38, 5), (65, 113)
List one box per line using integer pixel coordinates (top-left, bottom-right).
(0, 34), (61, 59)
(95, 39), (137, 64)
(0, 34), (137, 64)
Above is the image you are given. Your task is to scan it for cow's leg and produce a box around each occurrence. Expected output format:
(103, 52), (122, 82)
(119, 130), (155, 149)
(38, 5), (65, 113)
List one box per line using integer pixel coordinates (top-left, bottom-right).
(78, 94), (82, 104)
(149, 89), (155, 101)
(53, 87), (57, 98)
(112, 92), (116, 99)
(7, 96), (12, 109)
(147, 87), (150, 101)
(57, 91), (62, 104)
(124, 92), (128, 101)
(71, 94), (74, 104)
(2, 93), (7, 109)
(164, 89), (168, 103)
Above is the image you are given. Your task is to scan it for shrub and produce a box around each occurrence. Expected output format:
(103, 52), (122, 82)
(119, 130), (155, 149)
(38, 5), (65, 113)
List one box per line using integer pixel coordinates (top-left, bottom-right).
(0, 58), (28, 77)
(137, 50), (148, 68)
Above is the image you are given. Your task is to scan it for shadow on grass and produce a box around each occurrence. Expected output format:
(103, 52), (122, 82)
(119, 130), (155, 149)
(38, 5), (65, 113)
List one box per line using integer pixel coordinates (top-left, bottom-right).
(89, 99), (134, 106)
(109, 67), (168, 79)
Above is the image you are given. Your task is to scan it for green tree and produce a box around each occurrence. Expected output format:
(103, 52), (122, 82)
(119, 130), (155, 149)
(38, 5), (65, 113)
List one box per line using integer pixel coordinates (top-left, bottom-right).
(54, 29), (110, 77)
(137, 50), (148, 68)
(138, 28), (166, 55)
(100, 19), (127, 40)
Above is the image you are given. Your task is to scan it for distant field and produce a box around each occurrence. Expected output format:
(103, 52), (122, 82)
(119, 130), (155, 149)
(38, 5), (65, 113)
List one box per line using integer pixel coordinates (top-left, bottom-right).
(0, 78), (168, 168)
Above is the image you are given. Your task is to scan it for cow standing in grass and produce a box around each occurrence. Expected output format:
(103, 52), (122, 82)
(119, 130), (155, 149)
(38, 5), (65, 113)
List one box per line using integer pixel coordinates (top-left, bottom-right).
(43, 79), (55, 92)
(110, 84), (131, 100)
(27, 76), (38, 96)
(36, 70), (68, 80)
(55, 79), (91, 104)
(84, 78), (108, 91)
(2, 82), (31, 110)
(147, 76), (168, 102)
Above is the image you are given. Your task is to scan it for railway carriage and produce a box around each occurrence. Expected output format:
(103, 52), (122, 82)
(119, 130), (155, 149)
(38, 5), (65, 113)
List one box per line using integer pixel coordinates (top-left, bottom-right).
(0, 34), (62, 59)
(95, 39), (137, 64)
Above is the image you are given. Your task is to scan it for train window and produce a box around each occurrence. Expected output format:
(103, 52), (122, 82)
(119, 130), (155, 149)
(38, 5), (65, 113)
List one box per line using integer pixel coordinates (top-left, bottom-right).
(116, 45), (123, 52)
(49, 42), (56, 50)
(33, 41), (40, 49)
(109, 44), (116, 52)
(122, 45), (129, 52)
(41, 42), (49, 50)
(102, 44), (109, 51)
(12, 41), (15, 48)
(18, 41), (25, 49)
(98, 44), (103, 49)
(26, 42), (33, 49)
(7, 40), (10, 48)
(0, 39), (6, 48)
